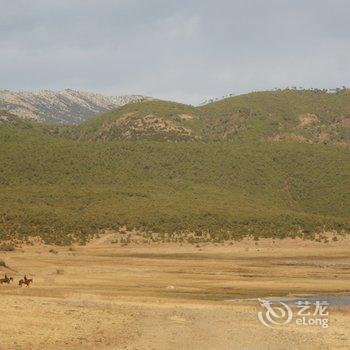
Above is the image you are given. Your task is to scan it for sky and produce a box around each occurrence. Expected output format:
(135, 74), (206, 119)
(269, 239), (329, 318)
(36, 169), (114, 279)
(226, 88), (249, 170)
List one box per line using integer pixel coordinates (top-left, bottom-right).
(1, 0), (349, 104)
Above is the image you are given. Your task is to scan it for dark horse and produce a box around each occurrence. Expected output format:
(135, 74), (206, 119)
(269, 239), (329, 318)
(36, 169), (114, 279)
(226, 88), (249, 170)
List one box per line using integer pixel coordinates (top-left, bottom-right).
(0, 275), (13, 284)
(19, 278), (33, 287)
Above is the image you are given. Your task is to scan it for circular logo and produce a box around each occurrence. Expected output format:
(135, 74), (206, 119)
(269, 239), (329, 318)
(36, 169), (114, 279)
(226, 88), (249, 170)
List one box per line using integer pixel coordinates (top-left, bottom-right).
(258, 298), (293, 328)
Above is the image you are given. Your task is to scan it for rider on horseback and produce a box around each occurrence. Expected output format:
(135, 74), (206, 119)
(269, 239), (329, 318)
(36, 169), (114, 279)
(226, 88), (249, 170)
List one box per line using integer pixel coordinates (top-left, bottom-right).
(0, 274), (12, 284)
(19, 275), (32, 287)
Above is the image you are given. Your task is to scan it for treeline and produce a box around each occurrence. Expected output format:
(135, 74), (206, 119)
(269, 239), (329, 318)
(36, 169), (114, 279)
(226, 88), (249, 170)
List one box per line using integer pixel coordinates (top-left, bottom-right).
(0, 122), (349, 244)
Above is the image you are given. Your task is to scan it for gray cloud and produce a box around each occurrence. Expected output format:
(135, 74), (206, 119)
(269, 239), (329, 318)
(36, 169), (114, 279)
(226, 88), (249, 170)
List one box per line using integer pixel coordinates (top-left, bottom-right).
(0, 0), (349, 104)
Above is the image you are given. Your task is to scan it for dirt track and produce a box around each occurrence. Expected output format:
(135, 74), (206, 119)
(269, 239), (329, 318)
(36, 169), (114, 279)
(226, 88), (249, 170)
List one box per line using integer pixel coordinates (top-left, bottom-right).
(0, 235), (349, 349)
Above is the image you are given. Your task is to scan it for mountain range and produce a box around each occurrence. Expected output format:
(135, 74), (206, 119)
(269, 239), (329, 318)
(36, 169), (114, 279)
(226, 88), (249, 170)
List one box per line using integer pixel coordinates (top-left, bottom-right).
(0, 89), (150, 124)
(47, 89), (350, 145)
(0, 88), (349, 244)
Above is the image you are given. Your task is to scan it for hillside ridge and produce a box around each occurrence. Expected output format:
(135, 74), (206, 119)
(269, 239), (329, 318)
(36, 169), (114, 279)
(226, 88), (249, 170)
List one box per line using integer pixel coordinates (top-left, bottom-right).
(66, 89), (350, 145)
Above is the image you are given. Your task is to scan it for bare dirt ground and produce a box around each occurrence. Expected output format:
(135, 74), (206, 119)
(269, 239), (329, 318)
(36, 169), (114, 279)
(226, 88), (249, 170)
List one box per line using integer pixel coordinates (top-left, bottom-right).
(0, 235), (349, 350)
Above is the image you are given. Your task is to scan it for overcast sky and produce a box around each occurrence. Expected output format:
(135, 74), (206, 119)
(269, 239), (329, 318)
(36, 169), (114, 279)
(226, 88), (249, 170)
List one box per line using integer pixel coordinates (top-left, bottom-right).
(1, 0), (349, 104)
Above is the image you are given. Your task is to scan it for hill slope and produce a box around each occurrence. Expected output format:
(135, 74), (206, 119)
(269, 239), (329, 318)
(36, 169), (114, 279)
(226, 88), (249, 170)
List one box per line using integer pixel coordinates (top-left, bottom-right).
(0, 110), (40, 128)
(0, 120), (349, 244)
(0, 89), (349, 244)
(0, 89), (151, 124)
(66, 89), (350, 145)
(199, 89), (350, 144)
(73, 100), (205, 141)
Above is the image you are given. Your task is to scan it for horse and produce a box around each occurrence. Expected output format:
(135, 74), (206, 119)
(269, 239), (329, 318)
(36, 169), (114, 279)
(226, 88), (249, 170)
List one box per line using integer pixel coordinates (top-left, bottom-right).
(0, 276), (13, 284)
(19, 278), (33, 287)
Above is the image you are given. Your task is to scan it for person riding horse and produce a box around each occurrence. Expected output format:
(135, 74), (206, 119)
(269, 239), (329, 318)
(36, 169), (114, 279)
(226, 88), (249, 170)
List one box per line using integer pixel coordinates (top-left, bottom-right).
(0, 274), (13, 284)
(19, 275), (33, 287)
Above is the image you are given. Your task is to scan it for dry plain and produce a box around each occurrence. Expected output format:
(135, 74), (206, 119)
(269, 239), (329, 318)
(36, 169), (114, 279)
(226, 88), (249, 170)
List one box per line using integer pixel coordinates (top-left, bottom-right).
(0, 234), (349, 350)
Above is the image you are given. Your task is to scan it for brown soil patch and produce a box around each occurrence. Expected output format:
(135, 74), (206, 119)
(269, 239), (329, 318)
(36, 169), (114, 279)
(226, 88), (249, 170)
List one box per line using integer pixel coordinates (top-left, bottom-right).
(298, 113), (319, 128)
(178, 114), (195, 120)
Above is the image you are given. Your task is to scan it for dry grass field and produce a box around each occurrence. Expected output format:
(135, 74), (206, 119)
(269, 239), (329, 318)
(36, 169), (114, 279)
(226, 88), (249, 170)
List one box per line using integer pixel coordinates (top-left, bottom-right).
(0, 234), (349, 350)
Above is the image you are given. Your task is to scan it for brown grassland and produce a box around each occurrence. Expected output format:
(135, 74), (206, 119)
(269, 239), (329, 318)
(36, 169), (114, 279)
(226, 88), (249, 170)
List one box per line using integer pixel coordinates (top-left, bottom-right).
(0, 234), (349, 350)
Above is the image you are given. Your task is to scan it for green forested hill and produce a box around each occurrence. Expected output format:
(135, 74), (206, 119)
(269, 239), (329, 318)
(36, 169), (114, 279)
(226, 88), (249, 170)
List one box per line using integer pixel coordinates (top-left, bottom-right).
(0, 90), (349, 244)
(71, 100), (205, 141)
(200, 89), (350, 143)
(64, 89), (350, 144)
(0, 124), (349, 244)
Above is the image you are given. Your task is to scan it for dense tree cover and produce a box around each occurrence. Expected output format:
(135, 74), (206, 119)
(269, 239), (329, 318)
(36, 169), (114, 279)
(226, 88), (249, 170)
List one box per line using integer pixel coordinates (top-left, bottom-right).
(0, 121), (349, 244)
(1, 89), (349, 244)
